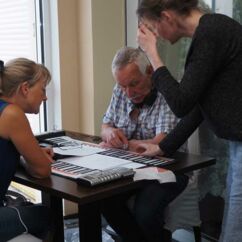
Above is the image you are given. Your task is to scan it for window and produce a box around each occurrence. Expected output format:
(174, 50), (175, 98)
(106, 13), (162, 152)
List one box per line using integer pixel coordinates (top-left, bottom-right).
(233, 0), (242, 23)
(0, 0), (46, 133)
(0, 0), (59, 203)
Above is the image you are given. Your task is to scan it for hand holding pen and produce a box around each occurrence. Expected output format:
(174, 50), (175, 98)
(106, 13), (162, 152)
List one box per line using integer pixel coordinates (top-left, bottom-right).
(102, 127), (129, 150)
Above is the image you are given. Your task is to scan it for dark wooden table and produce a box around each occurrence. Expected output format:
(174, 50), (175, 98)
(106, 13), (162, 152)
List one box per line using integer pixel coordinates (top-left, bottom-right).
(13, 131), (216, 242)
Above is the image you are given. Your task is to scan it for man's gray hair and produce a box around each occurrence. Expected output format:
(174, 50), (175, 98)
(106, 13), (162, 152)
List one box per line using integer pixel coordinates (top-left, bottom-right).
(112, 47), (150, 75)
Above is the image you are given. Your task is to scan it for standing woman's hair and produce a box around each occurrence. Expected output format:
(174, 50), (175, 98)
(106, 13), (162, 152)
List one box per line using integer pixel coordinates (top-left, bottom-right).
(0, 58), (51, 97)
(137, 0), (200, 20)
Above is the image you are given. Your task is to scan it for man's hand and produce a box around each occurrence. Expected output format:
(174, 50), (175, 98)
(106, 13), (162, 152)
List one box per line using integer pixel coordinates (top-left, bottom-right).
(99, 141), (113, 148)
(102, 127), (128, 149)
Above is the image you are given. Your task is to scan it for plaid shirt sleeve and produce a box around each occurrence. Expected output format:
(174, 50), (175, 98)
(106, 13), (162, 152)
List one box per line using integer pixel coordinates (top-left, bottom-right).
(155, 93), (188, 151)
(102, 85), (120, 125)
(155, 93), (179, 134)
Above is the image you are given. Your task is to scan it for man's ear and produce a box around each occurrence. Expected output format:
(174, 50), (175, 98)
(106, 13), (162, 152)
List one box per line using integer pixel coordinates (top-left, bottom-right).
(146, 65), (154, 75)
(19, 81), (30, 96)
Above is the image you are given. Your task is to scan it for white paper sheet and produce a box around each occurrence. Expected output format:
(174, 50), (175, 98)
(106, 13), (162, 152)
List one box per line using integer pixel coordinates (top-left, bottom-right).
(121, 162), (145, 169)
(53, 144), (105, 156)
(58, 154), (134, 170)
(134, 167), (176, 183)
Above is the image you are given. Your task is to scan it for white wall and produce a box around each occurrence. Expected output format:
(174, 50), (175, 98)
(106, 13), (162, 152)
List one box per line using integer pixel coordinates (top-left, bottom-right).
(46, 0), (126, 136)
(52, 0), (126, 215)
(126, 0), (139, 47)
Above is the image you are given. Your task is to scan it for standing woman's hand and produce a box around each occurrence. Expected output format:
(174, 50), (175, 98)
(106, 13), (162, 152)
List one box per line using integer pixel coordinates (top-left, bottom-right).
(136, 143), (163, 157)
(137, 23), (157, 54)
(137, 23), (164, 71)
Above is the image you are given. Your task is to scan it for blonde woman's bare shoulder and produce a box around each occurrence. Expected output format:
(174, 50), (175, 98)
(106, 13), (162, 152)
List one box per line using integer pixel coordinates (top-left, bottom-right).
(0, 104), (28, 139)
(1, 104), (26, 120)
(1, 104), (29, 130)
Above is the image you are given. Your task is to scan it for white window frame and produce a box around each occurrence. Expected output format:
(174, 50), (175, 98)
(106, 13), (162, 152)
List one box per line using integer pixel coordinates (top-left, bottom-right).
(215, 0), (233, 17)
(40, 0), (62, 132)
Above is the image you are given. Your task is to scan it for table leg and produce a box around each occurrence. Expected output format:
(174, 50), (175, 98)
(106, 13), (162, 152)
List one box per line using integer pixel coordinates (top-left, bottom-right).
(42, 192), (64, 242)
(78, 203), (102, 242)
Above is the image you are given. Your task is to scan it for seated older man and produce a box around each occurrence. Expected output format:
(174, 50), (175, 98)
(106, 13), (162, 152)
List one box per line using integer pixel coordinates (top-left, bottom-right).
(100, 47), (189, 242)
(101, 45), (181, 152)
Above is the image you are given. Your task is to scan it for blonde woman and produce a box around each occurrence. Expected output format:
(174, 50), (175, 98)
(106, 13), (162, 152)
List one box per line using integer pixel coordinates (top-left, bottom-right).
(0, 58), (53, 241)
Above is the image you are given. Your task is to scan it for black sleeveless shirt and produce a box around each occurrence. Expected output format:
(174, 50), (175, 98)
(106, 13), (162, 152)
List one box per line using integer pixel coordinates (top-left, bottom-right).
(0, 99), (20, 206)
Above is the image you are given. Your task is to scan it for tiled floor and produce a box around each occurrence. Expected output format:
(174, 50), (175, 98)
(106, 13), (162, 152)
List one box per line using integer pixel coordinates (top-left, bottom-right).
(172, 229), (213, 242)
(64, 219), (114, 242)
(64, 227), (114, 242)
(64, 218), (215, 242)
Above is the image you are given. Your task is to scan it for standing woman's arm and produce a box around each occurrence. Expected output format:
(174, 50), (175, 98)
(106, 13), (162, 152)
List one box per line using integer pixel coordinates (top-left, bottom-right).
(137, 24), (164, 71)
(137, 107), (204, 156)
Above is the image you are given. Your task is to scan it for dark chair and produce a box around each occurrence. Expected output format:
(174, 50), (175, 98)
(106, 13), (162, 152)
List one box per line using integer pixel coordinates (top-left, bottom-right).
(164, 174), (201, 242)
(104, 175), (202, 242)
(7, 234), (41, 242)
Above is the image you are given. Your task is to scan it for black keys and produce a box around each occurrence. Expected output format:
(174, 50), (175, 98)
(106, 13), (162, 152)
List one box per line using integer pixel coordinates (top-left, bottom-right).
(98, 149), (174, 167)
(52, 160), (94, 176)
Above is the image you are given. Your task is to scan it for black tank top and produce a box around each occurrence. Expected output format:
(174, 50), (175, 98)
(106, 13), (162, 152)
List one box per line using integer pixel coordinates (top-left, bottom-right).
(0, 99), (20, 206)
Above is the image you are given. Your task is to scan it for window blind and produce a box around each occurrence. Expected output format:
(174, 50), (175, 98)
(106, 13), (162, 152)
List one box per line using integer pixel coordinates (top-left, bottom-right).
(0, 0), (37, 62)
(0, 0), (43, 133)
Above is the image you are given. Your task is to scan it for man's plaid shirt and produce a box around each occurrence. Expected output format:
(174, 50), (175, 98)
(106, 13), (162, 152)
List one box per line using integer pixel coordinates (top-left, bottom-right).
(103, 85), (179, 140)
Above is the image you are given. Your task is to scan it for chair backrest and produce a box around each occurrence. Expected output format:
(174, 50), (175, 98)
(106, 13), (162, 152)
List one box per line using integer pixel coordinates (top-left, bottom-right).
(7, 234), (42, 242)
(164, 173), (201, 232)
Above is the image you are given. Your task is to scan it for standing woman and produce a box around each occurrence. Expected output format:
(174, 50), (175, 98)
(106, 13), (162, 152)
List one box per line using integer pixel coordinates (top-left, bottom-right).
(136, 1), (242, 242)
(0, 58), (53, 241)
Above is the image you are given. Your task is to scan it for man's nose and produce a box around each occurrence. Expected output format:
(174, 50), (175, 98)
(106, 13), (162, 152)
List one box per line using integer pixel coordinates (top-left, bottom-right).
(126, 87), (133, 98)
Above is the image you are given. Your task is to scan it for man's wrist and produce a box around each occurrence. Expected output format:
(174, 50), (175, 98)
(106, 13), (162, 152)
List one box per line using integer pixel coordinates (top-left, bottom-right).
(101, 126), (113, 141)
